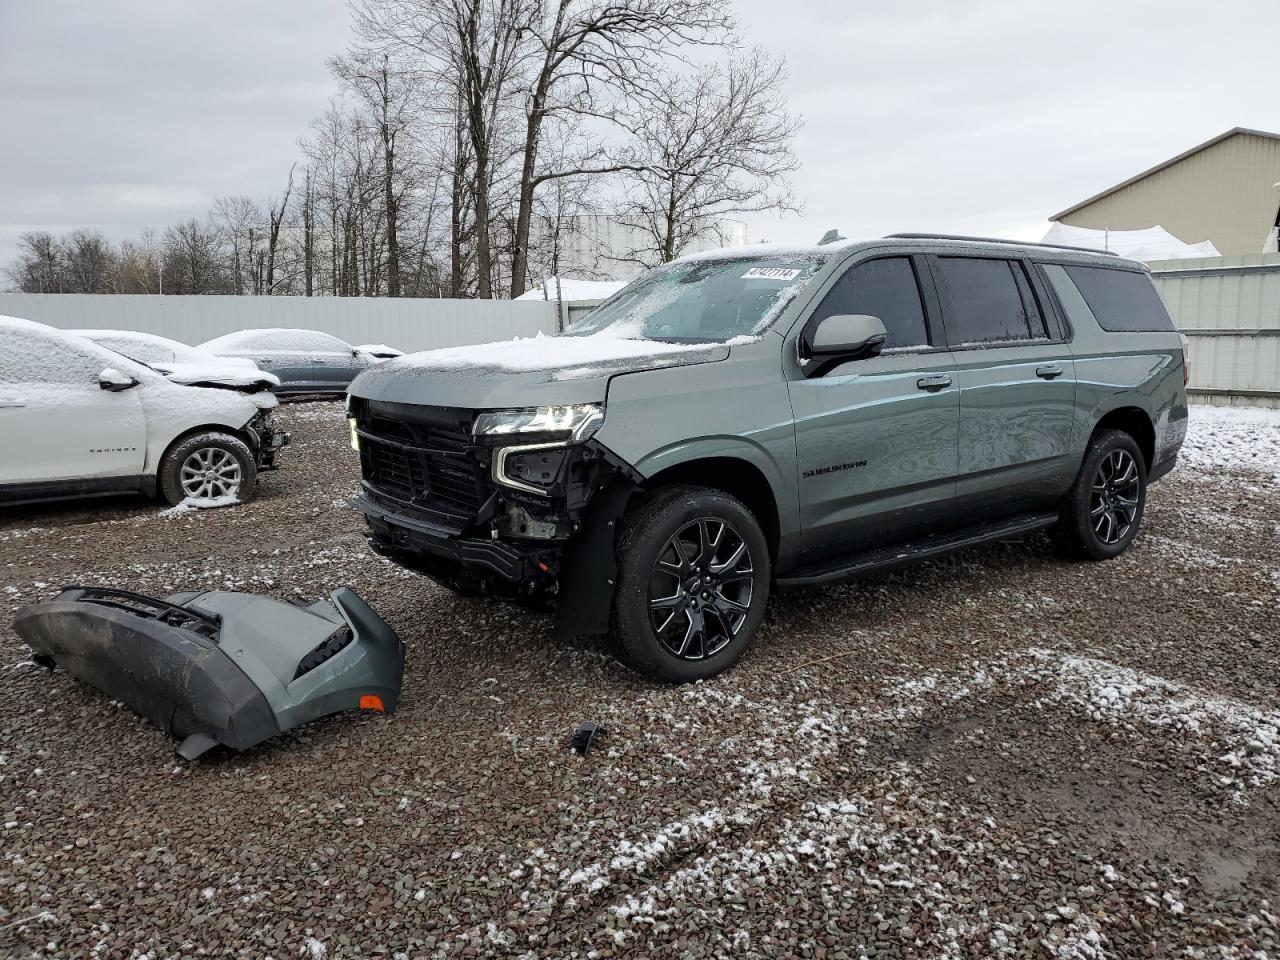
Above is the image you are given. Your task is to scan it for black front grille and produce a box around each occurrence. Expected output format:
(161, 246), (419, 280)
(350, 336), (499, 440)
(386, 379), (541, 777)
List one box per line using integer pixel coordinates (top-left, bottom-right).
(358, 406), (485, 532)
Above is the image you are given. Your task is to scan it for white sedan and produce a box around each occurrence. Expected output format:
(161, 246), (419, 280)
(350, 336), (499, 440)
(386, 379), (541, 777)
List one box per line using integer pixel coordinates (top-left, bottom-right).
(1, 317), (289, 506)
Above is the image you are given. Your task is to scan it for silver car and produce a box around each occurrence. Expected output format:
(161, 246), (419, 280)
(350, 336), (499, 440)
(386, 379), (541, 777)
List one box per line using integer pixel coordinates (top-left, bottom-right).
(199, 328), (374, 395)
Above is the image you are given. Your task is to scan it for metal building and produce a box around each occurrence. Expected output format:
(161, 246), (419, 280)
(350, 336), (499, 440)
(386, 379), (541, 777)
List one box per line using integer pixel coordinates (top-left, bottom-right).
(528, 214), (747, 281)
(1050, 128), (1280, 257)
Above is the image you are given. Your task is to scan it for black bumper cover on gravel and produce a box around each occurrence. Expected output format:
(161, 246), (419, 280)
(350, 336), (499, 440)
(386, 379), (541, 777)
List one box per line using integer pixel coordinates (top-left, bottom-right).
(15, 590), (277, 758)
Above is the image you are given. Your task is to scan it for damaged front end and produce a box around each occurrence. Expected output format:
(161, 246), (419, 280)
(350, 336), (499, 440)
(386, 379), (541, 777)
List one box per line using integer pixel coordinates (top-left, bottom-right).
(15, 586), (404, 760)
(348, 397), (639, 636)
(245, 409), (290, 470)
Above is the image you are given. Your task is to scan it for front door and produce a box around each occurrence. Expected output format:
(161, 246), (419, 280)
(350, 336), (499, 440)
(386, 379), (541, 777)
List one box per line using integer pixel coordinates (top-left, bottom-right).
(927, 255), (1077, 507)
(787, 255), (960, 562)
(0, 326), (146, 486)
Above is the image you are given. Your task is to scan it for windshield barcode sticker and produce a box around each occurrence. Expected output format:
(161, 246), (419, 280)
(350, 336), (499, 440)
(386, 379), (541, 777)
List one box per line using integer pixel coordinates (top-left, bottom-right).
(741, 267), (801, 281)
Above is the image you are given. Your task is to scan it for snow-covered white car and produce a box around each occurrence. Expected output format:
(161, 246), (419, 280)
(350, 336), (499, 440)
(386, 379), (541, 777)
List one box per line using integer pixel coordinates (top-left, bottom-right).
(199, 328), (374, 395)
(71, 329), (280, 391)
(0, 317), (289, 507)
(355, 343), (405, 361)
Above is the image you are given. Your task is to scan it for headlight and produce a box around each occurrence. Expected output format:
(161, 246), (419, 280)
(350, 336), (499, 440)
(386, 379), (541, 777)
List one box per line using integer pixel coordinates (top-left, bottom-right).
(472, 404), (603, 444)
(348, 417), (360, 452)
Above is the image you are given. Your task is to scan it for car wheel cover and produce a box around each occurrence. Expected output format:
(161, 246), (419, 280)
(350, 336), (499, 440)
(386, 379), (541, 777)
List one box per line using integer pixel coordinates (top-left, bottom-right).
(647, 517), (755, 661)
(179, 447), (243, 500)
(1089, 449), (1140, 545)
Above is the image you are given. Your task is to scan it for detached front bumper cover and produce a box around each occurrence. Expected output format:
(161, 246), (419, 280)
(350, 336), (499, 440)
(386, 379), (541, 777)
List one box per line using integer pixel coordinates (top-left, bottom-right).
(14, 585), (404, 760)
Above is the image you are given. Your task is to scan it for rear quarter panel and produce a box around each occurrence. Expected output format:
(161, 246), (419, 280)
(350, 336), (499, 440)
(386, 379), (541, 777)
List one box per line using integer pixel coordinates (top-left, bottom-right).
(1069, 327), (1188, 469)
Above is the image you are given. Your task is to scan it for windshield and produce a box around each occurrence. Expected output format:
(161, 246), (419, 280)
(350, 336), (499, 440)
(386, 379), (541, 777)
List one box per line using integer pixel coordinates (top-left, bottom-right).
(562, 254), (825, 342)
(96, 344), (160, 373)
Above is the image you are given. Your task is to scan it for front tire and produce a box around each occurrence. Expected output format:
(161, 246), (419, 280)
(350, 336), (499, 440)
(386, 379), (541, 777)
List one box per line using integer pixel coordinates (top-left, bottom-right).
(1052, 429), (1147, 561)
(612, 486), (771, 683)
(159, 432), (257, 506)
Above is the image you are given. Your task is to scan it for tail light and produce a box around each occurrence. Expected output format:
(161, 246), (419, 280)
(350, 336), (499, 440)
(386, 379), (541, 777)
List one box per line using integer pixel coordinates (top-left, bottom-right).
(1178, 333), (1190, 386)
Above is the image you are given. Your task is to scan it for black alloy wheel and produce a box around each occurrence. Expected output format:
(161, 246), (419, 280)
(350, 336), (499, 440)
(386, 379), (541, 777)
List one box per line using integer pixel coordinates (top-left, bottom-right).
(1090, 448), (1141, 545)
(647, 518), (755, 661)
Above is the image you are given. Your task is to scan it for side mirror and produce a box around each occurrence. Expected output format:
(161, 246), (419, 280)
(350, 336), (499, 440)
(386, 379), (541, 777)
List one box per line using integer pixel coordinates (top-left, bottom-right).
(98, 367), (138, 392)
(806, 314), (888, 363)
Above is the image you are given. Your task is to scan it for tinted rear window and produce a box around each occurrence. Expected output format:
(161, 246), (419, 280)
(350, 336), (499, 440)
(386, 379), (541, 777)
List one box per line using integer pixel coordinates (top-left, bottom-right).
(934, 257), (1043, 344)
(1062, 265), (1174, 332)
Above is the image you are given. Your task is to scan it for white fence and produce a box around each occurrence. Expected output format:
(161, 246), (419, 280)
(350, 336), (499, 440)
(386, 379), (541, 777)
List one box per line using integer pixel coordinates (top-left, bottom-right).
(8, 273), (1276, 407)
(0, 293), (559, 353)
(1150, 255), (1280, 408)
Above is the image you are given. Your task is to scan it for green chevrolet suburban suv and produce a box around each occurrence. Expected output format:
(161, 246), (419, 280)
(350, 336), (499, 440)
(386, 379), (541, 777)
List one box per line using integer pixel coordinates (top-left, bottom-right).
(347, 234), (1188, 681)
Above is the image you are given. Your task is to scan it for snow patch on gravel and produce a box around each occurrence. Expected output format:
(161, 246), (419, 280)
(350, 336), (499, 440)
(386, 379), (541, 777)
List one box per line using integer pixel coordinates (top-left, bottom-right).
(159, 494), (240, 516)
(1031, 649), (1280, 802)
(1181, 404), (1280, 479)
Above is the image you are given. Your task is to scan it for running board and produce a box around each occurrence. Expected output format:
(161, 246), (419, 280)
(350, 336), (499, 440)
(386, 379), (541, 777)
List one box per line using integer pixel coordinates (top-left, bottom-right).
(775, 511), (1060, 589)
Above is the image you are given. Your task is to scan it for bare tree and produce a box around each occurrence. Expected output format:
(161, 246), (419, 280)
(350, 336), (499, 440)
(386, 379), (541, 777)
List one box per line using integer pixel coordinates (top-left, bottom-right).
(300, 168), (317, 296)
(351, 0), (528, 298)
(61, 229), (118, 293)
(114, 230), (163, 294)
(212, 196), (261, 295)
(615, 49), (800, 266)
(264, 165), (295, 295)
(7, 231), (64, 292)
(330, 51), (424, 297)
(161, 219), (227, 294)
(505, 0), (733, 296)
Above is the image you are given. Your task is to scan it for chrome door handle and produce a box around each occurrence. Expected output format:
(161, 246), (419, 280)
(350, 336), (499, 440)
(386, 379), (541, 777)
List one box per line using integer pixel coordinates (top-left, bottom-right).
(916, 375), (952, 392)
(1036, 365), (1064, 380)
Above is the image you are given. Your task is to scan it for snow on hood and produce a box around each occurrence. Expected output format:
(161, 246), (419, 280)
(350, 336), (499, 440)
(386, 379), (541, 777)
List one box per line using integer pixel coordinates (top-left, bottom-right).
(157, 362), (280, 388)
(156, 363), (280, 409)
(380, 331), (753, 375)
(355, 343), (404, 358)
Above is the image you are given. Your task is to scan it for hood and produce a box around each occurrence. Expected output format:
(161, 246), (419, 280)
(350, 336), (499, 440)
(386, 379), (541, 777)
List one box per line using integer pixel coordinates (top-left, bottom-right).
(157, 362), (281, 391)
(349, 333), (731, 408)
(355, 343), (404, 359)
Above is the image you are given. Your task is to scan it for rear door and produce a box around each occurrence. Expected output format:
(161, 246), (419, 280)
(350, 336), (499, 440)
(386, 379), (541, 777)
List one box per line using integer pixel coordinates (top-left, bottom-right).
(927, 255), (1077, 508)
(305, 333), (366, 392)
(0, 326), (146, 486)
(238, 332), (318, 392)
(787, 254), (960, 562)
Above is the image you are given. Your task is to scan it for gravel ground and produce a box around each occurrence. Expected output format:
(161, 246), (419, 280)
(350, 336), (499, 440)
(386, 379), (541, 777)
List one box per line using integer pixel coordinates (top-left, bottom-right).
(1, 402), (1278, 959)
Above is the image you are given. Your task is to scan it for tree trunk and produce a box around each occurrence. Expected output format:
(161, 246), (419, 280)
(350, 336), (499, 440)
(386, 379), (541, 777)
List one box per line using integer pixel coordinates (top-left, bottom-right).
(379, 63), (401, 297)
(509, 106), (543, 299)
(662, 177), (679, 262)
(472, 139), (492, 298)
(303, 171), (315, 297)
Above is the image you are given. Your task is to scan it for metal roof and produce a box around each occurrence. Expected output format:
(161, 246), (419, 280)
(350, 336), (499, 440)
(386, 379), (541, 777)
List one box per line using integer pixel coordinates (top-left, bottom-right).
(1049, 127), (1280, 222)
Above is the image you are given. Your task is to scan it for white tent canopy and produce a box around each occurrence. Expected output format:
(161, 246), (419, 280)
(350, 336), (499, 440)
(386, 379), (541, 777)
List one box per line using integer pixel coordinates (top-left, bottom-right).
(1042, 223), (1221, 262)
(514, 276), (628, 303)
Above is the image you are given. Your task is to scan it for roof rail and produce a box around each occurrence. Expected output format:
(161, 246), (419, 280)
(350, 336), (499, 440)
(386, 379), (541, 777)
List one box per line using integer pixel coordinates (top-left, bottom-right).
(884, 232), (1120, 257)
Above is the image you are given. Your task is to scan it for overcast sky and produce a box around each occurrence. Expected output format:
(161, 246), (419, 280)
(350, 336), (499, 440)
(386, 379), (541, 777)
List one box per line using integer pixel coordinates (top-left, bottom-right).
(2, 0), (1277, 271)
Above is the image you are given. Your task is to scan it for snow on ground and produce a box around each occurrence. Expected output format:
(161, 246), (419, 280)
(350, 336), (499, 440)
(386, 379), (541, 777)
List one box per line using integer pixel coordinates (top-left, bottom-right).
(1182, 404), (1280, 479)
(158, 494), (241, 517)
(1030, 649), (1280, 802)
(448, 645), (1279, 954)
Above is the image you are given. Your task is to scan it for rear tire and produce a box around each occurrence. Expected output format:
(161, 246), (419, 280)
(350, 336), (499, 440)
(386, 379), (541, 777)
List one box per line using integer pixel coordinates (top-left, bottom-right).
(1052, 429), (1147, 561)
(159, 432), (257, 506)
(611, 485), (771, 683)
